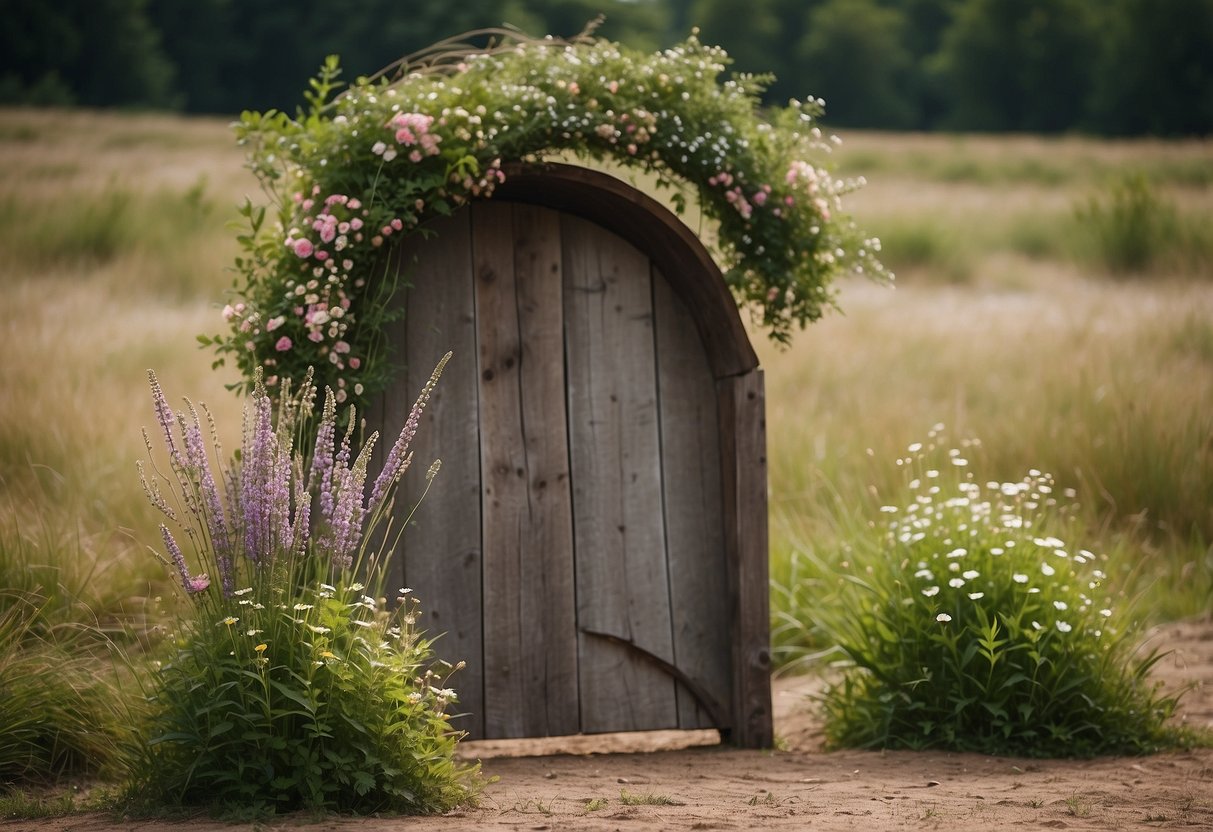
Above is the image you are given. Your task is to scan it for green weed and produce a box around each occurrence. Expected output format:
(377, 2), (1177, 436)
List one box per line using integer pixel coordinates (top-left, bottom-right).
(800, 436), (1199, 757)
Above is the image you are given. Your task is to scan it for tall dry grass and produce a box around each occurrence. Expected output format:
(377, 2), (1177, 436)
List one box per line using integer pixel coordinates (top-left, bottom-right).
(0, 107), (1209, 681)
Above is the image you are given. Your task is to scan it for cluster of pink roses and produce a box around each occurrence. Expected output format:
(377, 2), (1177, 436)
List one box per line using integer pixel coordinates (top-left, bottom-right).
(372, 112), (443, 163)
(708, 171), (778, 221)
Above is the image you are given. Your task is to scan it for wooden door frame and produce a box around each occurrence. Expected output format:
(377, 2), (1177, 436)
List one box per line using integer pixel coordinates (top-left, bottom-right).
(494, 164), (772, 748)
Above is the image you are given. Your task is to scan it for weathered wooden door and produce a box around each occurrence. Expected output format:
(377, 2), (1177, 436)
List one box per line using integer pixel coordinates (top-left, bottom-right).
(370, 166), (771, 746)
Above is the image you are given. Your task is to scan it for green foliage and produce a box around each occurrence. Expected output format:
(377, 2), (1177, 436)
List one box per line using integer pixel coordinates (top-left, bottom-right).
(1086, 0), (1213, 136)
(126, 360), (477, 814)
(214, 35), (887, 413)
(127, 579), (474, 814)
(0, 0), (176, 108)
(1075, 176), (1183, 274)
(796, 0), (916, 129)
(935, 0), (1097, 132)
(797, 436), (1195, 757)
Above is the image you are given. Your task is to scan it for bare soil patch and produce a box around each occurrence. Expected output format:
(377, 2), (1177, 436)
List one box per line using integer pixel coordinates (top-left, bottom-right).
(15, 617), (1212, 832)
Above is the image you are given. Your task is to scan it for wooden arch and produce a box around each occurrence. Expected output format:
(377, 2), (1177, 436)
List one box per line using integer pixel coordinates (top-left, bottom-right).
(369, 162), (772, 748)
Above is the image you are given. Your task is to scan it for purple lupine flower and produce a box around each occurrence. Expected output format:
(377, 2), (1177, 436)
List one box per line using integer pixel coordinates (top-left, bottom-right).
(148, 370), (185, 472)
(289, 459), (311, 556)
(161, 524), (209, 595)
(183, 410), (233, 595)
(241, 390), (275, 563)
(368, 352), (450, 515)
(310, 389), (338, 526)
(270, 435), (294, 554)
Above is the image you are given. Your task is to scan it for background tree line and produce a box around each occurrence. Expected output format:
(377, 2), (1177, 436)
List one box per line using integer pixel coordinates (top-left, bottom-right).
(3, 0), (1211, 136)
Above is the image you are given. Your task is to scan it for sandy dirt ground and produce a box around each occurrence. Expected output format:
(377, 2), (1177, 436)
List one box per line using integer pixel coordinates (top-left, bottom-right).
(15, 617), (1213, 832)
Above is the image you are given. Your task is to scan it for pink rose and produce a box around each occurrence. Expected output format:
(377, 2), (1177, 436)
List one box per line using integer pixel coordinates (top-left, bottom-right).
(753, 191), (767, 206)
(274, 336), (293, 352)
(292, 238), (314, 258)
(349, 357), (361, 369)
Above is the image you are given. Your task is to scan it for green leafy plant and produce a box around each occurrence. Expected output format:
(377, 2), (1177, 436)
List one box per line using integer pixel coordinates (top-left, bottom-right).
(208, 27), (889, 413)
(1075, 174), (1179, 274)
(805, 431), (1194, 757)
(125, 356), (478, 814)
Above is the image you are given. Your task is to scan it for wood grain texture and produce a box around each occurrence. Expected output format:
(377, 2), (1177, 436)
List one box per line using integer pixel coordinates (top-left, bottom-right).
(652, 266), (733, 731)
(717, 369), (773, 748)
(562, 213), (678, 733)
(386, 212), (485, 738)
(474, 202), (579, 738)
(495, 163), (757, 380)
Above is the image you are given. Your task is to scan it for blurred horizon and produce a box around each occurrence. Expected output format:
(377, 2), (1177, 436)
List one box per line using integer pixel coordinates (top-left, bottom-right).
(2, 0), (1211, 136)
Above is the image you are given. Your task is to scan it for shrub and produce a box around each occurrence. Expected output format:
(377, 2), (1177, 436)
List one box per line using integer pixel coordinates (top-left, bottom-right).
(125, 356), (478, 814)
(1074, 174), (1180, 274)
(808, 432), (1191, 757)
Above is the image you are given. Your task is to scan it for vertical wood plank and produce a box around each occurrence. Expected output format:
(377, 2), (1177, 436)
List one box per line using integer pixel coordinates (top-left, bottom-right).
(563, 214), (678, 733)
(717, 369), (773, 748)
(475, 202), (579, 738)
(384, 212), (484, 738)
(652, 267), (733, 731)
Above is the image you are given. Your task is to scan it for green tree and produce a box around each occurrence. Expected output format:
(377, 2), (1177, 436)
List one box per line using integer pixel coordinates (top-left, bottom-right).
(936, 0), (1097, 132)
(689, 0), (786, 84)
(795, 0), (916, 128)
(1087, 0), (1213, 136)
(0, 0), (175, 108)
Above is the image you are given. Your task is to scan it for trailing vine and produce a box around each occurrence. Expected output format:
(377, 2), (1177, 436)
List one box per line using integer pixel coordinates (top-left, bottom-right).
(205, 27), (890, 411)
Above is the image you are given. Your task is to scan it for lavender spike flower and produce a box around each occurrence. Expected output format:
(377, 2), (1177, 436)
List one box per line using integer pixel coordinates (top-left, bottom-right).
(241, 387), (275, 563)
(183, 404), (234, 595)
(161, 524), (210, 594)
(289, 458), (311, 556)
(368, 352), (450, 515)
(148, 370), (185, 472)
(310, 389), (338, 526)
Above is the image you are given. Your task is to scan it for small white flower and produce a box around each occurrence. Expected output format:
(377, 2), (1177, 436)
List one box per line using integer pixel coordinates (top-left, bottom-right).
(936, 613), (952, 623)
(922, 586), (940, 597)
(1054, 601), (1068, 610)
(1056, 621), (1072, 633)
(293, 603), (314, 611)
(1013, 573), (1029, 584)
(233, 587), (253, 596)
(1041, 563), (1056, 577)
(968, 592), (985, 600)
(1100, 608), (1113, 618)
(1031, 620), (1042, 630)
(949, 578), (966, 588)
(962, 570), (979, 580)
(914, 569), (933, 579)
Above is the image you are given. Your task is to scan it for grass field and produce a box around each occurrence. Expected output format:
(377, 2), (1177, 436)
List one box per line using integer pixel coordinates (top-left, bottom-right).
(0, 107), (1210, 689)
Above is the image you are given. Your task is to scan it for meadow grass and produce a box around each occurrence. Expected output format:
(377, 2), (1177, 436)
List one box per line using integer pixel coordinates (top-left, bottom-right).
(0, 108), (1209, 763)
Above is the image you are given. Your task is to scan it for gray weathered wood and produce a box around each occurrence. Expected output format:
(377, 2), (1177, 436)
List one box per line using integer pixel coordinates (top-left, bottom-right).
(652, 266), (733, 731)
(717, 369), (773, 748)
(386, 212), (485, 738)
(474, 202), (579, 738)
(496, 163), (758, 380)
(562, 214), (678, 733)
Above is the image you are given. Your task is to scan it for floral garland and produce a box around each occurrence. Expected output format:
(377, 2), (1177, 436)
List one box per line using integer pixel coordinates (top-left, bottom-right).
(205, 30), (890, 411)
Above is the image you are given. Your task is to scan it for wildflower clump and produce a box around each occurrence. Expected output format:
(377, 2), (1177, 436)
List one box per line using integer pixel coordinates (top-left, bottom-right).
(129, 355), (476, 814)
(207, 29), (889, 413)
(814, 430), (1186, 757)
